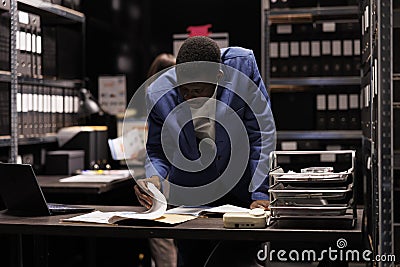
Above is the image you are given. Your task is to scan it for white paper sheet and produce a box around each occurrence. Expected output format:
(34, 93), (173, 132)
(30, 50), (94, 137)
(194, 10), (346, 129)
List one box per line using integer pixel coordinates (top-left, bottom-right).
(165, 204), (250, 217)
(59, 170), (130, 183)
(203, 204), (251, 214)
(108, 129), (144, 160)
(165, 206), (212, 217)
(62, 183), (167, 223)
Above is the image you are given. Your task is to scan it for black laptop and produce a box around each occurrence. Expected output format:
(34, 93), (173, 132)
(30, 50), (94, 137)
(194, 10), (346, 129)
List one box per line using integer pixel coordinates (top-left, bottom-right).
(0, 163), (95, 216)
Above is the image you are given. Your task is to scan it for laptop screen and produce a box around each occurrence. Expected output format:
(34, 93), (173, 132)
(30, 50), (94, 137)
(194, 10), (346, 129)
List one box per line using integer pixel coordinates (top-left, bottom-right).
(0, 163), (51, 216)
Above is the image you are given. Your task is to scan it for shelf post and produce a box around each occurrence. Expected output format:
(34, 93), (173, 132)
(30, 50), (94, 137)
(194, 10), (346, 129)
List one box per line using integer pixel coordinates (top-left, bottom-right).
(377, 0), (394, 263)
(9, 0), (18, 163)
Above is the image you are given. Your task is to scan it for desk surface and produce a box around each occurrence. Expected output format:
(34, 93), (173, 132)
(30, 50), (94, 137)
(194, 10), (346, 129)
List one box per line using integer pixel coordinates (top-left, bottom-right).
(0, 206), (364, 244)
(37, 167), (145, 194)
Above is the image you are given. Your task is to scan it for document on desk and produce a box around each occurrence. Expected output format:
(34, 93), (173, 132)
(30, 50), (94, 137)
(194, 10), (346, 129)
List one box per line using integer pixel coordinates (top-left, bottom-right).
(59, 170), (132, 183)
(62, 183), (196, 225)
(165, 204), (251, 217)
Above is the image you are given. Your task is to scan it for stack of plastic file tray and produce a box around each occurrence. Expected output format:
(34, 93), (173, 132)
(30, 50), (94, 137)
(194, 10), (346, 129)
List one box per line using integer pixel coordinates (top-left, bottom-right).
(267, 150), (357, 228)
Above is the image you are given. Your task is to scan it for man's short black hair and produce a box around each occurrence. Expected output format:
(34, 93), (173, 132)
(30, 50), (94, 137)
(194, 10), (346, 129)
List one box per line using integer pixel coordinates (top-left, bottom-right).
(176, 36), (221, 84)
(176, 36), (221, 64)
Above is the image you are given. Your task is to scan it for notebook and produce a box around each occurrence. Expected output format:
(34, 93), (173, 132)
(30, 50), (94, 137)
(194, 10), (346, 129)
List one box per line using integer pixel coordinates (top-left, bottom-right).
(0, 163), (95, 216)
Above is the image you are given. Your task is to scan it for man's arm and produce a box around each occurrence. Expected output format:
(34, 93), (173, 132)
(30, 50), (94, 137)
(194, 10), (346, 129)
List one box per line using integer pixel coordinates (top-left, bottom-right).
(134, 92), (172, 208)
(145, 101), (171, 181)
(243, 50), (276, 205)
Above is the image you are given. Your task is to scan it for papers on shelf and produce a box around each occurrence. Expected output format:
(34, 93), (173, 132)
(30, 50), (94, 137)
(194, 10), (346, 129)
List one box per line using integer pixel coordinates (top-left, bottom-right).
(59, 170), (132, 183)
(108, 129), (144, 160)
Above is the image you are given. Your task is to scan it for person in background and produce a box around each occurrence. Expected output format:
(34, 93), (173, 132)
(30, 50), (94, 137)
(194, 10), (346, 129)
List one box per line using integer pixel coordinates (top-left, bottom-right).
(131, 53), (177, 163)
(147, 53), (176, 79)
(135, 36), (275, 266)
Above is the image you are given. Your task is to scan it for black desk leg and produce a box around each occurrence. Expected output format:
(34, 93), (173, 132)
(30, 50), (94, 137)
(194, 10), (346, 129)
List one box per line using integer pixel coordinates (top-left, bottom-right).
(9, 234), (24, 267)
(33, 235), (48, 267)
(85, 237), (97, 267)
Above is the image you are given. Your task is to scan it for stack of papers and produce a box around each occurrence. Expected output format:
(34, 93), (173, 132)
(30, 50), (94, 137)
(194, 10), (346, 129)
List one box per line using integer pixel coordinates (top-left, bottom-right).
(62, 183), (196, 225)
(59, 170), (132, 183)
(61, 183), (254, 225)
(62, 183), (195, 224)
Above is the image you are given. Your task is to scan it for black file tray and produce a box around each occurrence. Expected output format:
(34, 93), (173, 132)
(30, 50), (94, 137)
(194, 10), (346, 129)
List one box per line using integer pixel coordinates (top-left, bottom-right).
(267, 150), (357, 228)
(269, 198), (350, 216)
(269, 182), (353, 200)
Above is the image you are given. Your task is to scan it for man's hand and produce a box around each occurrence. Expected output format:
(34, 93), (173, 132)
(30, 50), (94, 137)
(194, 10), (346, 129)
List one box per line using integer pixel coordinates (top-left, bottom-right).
(250, 200), (270, 210)
(133, 176), (161, 209)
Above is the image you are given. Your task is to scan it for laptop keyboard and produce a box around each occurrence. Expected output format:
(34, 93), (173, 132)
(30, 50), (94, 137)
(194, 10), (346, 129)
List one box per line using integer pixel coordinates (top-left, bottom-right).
(48, 203), (79, 210)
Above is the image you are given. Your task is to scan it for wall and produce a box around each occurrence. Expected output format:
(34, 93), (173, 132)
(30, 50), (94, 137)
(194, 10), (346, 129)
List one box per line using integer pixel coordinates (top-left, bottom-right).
(83, 0), (261, 103)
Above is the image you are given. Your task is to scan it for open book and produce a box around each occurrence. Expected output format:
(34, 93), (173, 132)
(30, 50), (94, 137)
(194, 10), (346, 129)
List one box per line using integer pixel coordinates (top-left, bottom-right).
(61, 210), (197, 225)
(165, 204), (251, 217)
(62, 183), (196, 225)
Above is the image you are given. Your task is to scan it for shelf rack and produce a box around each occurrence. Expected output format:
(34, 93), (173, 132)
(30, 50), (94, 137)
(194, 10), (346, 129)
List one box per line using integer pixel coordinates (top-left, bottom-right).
(6, 0), (85, 163)
(360, 0), (396, 264)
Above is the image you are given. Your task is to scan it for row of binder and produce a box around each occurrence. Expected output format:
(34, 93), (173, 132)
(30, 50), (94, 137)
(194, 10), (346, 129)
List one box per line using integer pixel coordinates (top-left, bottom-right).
(1, 8), (82, 78)
(16, 11), (42, 78)
(269, 0), (358, 9)
(316, 93), (361, 130)
(270, 21), (361, 77)
(271, 57), (360, 77)
(271, 89), (361, 131)
(270, 40), (361, 58)
(16, 84), (80, 137)
(0, 82), (9, 136)
(0, 13), (10, 72)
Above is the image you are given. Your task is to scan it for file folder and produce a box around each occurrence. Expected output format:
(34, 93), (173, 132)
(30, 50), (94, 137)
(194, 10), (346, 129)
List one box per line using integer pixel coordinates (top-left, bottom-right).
(316, 94), (327, 130)
(0, 83), (9, 135)
(0, 13), (10, 71)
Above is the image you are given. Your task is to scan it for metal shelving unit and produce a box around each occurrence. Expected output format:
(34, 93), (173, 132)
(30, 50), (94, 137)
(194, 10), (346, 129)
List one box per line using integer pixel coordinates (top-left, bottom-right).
(10, 0), (18, 163)
(262, 0), (363, 174)
(360, 0), (396, 265)
(4, 0), (86, 163)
